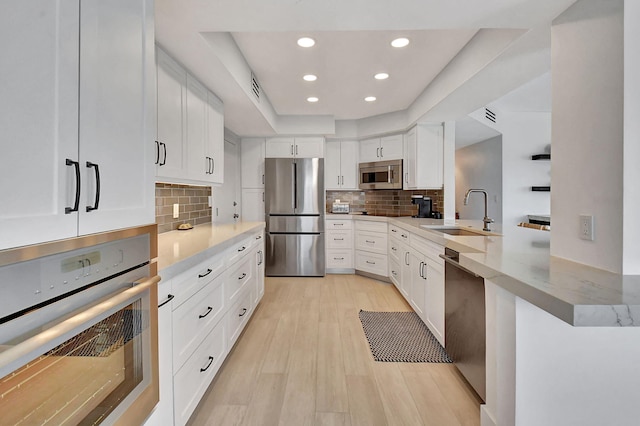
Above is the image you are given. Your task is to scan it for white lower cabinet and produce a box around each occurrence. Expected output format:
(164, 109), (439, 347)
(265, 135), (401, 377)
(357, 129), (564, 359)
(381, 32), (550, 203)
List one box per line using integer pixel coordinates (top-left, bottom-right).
(355, 220), (388, 277)
(388, 224), (445, 346)
(326, 218), (354, 272)
(147, 230), (265, 426)
(173, 321), (226, 426)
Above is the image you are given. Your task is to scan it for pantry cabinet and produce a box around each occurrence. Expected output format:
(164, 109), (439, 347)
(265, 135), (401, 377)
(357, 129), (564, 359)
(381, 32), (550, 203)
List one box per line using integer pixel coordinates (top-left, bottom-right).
(0, 0), (155, 251)
(325, 141), (359, 190)
(240, 138), (266, 222)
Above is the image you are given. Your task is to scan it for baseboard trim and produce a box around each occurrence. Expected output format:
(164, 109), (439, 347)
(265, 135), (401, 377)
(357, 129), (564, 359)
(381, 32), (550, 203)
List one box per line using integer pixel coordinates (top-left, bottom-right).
(480, 405), (496, 426)
(355, 269), (391, 283)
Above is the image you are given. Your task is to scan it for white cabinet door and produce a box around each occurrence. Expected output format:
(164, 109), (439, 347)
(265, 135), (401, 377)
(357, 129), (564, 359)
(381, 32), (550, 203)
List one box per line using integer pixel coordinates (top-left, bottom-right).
(325, 142), (342, 190)
(380, 134), (403, 160)
(405, 124), (443, 189)
(294, 137), (324, 158)
(359, 138), (381, 163)
(240, 138), (265, 188)
(241, 188), (265, 222)
(77, 0), (155, 236)
(206, 91), (224, 184)
(425, 257), (445, 345)
(409, 252), (427, 320)
(265, 137), (295, 158)
(186, 76), (209, 182)
(156, 48), (186, 180)
(0, 1), (79, 250)
(340, 140), (359, 190)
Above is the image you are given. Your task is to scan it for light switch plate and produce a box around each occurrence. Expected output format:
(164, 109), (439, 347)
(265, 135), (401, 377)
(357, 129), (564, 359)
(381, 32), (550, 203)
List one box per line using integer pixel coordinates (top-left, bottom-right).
(173, 203), (180, 219)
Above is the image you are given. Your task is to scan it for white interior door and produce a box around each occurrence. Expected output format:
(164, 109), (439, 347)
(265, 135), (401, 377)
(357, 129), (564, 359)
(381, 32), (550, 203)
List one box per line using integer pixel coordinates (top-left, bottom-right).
(212, 140), (240, 223)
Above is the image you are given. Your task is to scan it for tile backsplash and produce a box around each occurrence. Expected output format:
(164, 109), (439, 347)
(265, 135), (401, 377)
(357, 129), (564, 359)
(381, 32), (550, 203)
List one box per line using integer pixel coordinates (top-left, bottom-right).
(156, 183), (212, 233)
(326, 189), (444, 217)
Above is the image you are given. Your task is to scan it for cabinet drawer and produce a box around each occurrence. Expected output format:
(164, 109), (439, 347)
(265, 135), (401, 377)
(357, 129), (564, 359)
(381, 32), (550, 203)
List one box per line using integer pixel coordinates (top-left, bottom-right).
(326, 219), (353, 230)
(355, 250), (388, 276)
(389, 258), (401, 287)
(227, 291), (253, 347)
(225, 256), (253, 304)
(326, 249), (354, 269)
(410, 234), (444, 263)
(226, 235), (253, 266)
(355, 231), (388, 254)
(388, 238), (403, 263)
(327, 230), (353, 249)
(171, 255), (225, 309)
(173, 321), (226, 426)
(355, 220), (387, 233)
(172, 273), (224, 371)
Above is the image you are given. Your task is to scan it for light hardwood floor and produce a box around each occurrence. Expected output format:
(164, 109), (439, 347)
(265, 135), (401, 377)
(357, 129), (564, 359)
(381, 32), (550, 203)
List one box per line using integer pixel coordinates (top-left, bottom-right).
(187, 274), (482, 426)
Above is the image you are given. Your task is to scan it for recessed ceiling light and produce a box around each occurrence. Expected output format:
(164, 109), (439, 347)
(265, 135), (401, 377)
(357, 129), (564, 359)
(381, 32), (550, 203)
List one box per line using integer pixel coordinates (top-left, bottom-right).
(391, 37), (410, 48)
(307, 97), (319, 103)
(374, 72), (389, 80)
(364, 96), (377, 102)
(303, 74), (317, 82)
(297, 37), (315, 48)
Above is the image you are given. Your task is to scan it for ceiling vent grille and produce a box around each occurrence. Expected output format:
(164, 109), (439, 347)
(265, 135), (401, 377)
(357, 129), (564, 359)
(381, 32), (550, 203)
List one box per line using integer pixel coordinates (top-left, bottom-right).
(251, 72), (261, 102)
(485, 107), (496, 123)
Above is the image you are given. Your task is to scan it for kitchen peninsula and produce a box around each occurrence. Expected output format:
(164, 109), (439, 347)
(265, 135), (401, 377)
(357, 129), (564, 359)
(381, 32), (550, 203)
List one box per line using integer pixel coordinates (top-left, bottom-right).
(343, 214), (640, 426)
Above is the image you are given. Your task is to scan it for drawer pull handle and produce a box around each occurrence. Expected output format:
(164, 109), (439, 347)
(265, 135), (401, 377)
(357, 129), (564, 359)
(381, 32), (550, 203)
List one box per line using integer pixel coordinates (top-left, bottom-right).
(392, 247), (397, 251)
(255, 235), (262, 240)
(199, 306), (213, 318)
(198, 269), (213, 278)
(392, 270), (397, 276)
(401, 234), (408, 238)
(200, 356), (214, 372)
(158, 294), (174, 308)
(238, 246), (246, 252)
(365, 240), (375, 244)
(366, 261), (376, 265)
(391, 229), (397, 233)
(333, 223), (344, 226)
(334, 257), (344, 260)
(239, 308), (248, 317)
(334, 238), (344, 241)
(238, 272), (247, 280)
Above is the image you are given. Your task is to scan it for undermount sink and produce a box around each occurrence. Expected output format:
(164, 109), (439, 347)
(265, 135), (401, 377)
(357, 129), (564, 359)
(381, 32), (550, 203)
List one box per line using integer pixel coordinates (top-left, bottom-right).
(422, 226), (498, 237)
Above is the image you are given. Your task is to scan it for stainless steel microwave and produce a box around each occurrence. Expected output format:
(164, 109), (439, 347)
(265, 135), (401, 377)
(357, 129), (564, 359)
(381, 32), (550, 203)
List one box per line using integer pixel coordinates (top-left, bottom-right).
(359, 159), (403, 190)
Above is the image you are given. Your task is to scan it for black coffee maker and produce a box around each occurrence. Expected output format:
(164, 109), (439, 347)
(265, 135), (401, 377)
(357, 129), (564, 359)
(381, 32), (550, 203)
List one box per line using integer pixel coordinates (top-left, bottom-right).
(411, 195), (432, 218)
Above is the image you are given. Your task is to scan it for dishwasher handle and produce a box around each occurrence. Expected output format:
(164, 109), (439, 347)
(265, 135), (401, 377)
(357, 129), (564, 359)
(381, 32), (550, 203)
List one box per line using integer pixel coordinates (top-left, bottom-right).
(439, 254), (480, 278)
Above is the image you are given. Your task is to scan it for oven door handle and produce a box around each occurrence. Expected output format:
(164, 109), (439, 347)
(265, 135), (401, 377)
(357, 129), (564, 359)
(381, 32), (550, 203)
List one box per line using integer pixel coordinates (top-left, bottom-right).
(439, 254), (480, 278)
(0, 275), (160, 377)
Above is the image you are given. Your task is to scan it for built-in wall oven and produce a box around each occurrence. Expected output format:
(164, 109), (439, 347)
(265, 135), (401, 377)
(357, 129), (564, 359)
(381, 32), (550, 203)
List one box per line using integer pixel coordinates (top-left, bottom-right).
(0, 225), (159, 425)
(359, 159), (403, 190)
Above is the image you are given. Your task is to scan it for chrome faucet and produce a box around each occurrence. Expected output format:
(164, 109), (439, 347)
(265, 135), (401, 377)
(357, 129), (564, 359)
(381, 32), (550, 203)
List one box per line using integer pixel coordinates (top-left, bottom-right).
(463, 189), (494, 231)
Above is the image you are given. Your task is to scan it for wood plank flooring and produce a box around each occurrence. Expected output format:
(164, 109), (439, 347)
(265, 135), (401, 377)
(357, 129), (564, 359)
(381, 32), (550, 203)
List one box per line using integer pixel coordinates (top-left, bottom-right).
(187, 274), (482, 426)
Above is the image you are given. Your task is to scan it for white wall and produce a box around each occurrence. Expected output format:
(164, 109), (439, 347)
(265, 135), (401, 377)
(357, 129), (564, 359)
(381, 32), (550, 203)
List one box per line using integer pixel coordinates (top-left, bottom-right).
(550, 0), (624, 273)
(455, 136), (503, 224)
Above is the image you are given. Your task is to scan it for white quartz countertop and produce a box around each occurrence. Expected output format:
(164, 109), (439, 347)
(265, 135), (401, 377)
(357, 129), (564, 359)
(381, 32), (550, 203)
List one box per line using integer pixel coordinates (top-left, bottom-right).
(346, 215), (639, 327)
(157, 221), (265, 280)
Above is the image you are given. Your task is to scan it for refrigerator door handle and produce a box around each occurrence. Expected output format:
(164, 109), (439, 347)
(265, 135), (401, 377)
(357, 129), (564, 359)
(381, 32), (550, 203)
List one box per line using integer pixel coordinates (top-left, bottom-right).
(292, 161), (298, 210)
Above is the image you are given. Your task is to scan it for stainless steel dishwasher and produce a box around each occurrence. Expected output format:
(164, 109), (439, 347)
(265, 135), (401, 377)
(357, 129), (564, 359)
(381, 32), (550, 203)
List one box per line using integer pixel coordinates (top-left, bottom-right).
(440, 247), (486, 402)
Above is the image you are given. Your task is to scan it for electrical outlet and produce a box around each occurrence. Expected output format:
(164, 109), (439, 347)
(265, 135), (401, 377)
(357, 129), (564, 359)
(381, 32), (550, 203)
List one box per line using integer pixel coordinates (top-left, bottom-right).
(173, 203), (180, 219)
(579, 214), (594, 241)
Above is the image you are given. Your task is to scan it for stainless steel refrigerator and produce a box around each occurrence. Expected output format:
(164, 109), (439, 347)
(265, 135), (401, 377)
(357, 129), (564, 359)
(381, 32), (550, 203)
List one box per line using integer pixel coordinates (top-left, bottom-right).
(265, 157), (325, 277)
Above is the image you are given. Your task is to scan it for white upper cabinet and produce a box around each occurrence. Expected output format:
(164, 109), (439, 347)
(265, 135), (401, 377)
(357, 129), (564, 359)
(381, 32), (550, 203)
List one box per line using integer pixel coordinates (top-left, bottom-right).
(206, 92), (224, 184)
(186, 76), (208, 182)
(155, 47), (224, 186)
(325, 141), (359, 190)
(240, 138), (266, 189)
(0, 0), (155, 250)
(359, 134), (403, 163)
(156, 48), (187, 179)
(404, 124), (443, 189)
(265, 137), (324, 158)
